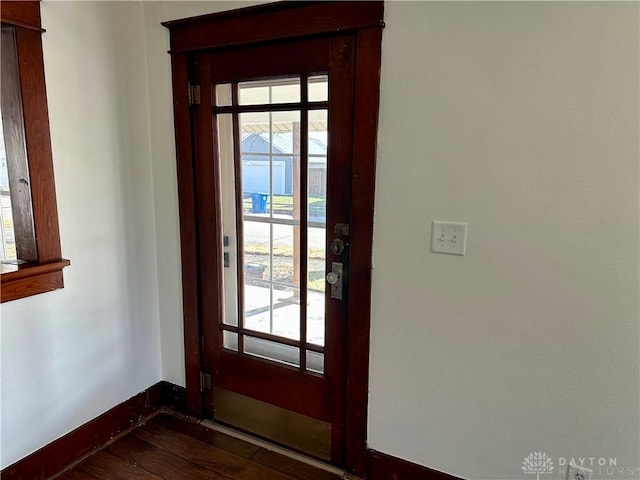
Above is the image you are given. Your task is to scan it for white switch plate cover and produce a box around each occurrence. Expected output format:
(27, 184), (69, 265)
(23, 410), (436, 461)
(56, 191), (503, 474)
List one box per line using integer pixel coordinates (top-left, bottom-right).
(431, 221), (467, 256)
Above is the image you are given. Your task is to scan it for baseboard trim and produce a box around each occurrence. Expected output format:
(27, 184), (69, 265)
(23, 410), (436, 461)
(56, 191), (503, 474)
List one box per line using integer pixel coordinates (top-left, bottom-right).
(159, 379), (189, 414)
(366, 450), (464, 480)
(2, 382), (462, 480)
(1, 382), (167, 480)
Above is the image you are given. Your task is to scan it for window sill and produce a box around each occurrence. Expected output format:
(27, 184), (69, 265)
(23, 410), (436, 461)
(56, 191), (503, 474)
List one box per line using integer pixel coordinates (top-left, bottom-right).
(1, 259), (71, 302)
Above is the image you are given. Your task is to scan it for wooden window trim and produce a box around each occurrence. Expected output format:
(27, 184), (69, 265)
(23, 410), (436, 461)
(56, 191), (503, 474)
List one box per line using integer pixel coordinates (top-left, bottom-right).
(164, 2), (383, 475)
(1, 1), (69, 302)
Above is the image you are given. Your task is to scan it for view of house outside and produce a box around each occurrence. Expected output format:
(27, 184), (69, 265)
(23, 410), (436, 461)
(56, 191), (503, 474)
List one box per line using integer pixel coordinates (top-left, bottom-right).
(220, 77), (329, 372)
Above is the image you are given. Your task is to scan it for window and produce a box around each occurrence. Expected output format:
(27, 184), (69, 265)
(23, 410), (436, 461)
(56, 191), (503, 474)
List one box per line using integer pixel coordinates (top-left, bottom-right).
(216, 78), (329, 371)
(0, 2), (69, 302)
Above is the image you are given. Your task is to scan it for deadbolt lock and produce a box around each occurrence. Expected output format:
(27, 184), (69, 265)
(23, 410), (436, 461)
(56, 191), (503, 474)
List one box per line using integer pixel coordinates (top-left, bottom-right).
(334, 223), (350, 237)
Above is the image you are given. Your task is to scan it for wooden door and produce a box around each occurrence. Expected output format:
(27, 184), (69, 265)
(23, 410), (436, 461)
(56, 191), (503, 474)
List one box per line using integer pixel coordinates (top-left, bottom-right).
(165, 2), (383, 474)
(193, 36), (354, 463)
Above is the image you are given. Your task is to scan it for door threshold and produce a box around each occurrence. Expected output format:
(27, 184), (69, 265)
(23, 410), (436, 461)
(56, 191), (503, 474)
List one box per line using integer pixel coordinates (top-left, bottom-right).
(199, 419), (360, 479)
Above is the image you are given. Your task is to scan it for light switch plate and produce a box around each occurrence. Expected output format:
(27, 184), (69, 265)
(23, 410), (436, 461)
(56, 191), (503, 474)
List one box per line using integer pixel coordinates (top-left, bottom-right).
(431, 221), (467, 256)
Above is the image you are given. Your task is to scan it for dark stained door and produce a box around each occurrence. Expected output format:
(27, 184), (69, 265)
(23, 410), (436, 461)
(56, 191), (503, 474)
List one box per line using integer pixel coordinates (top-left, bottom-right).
(192, 35), (356, 463)
(165, 3), (384, 473)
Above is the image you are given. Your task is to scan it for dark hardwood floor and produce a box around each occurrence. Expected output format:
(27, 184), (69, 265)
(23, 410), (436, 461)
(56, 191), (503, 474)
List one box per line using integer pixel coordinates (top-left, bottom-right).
(55, 413), (344, 480)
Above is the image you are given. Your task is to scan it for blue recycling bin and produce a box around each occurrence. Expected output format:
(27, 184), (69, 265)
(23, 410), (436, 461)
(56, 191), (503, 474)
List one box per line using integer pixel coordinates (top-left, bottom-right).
(250, 193), (268, 213)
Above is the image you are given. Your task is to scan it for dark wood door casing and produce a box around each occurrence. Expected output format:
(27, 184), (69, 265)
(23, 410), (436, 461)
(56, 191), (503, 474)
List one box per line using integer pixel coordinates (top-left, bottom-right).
(164, 2), (383, 475)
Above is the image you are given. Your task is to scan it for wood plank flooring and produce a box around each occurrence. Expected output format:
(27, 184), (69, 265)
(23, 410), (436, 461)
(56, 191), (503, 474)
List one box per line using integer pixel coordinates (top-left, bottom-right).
(55, 413), (343, 480)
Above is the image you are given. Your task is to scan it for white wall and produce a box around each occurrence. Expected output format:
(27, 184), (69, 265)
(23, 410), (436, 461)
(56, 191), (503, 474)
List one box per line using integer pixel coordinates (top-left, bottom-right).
(141, 0), (260, 386)
(0, 1), (161, 468)
(369, 2), (639, 479)
(144, 1), (640, 478)
(2, 1), (637, 478)
(145, 2), (640, 479)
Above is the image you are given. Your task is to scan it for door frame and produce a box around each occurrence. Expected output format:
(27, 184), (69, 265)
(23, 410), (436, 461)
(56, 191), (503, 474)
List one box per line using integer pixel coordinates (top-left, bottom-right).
(163, 2), (384, 475)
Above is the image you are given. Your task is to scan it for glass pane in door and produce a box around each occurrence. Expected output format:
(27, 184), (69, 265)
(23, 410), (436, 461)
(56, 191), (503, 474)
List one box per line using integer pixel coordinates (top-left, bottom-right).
(308, 75), (328, 103)
(239, 78), (301, 105)
(218, 113), (238, 330)
(240, 108), (302, 346)
(307, 226), (326, 347)
(243, 221), (300, 341)
(245, 336), (300, 367)
(306, 350), (325, 374)
(218, 77), (328, 368)
(307, 109), (327, 347)
(215, 83), (232, 107)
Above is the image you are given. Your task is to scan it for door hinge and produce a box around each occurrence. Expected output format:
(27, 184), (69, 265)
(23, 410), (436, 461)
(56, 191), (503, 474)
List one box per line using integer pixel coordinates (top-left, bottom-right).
(200, 371), (212, 391)
(188, 83), (201, 106)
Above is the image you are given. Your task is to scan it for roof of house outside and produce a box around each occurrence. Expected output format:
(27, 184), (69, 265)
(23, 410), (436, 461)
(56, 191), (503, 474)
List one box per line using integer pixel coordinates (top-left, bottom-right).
(241, 133), (327, 159)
